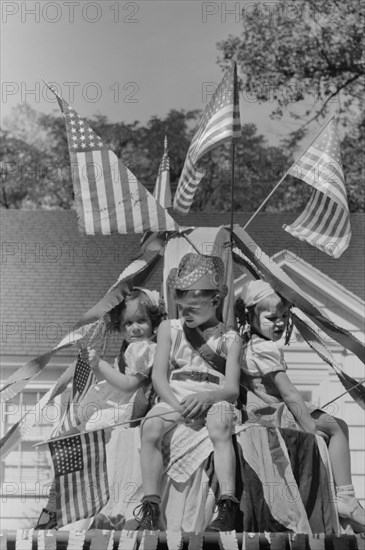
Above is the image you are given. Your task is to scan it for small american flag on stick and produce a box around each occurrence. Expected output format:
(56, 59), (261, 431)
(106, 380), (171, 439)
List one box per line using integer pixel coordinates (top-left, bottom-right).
(49, 429), (109, 527)
(153, 135), (171, 208)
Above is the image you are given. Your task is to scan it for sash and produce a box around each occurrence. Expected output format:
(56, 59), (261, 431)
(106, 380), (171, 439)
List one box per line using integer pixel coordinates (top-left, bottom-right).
(182, 323), (226, 375)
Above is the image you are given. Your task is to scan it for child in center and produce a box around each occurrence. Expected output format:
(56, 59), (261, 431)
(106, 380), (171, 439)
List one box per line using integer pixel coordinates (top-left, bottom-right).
(236, 279), (365, 533)
(134, 253), (243, 532)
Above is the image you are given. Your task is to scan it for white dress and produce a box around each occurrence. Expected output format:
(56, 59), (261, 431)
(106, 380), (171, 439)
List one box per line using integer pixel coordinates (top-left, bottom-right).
(76, 340), (156, 431)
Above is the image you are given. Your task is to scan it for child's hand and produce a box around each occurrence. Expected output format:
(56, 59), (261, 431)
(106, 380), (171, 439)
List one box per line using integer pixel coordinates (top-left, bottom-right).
(81, 347), (100, 370)
(180, 392), (211, 420)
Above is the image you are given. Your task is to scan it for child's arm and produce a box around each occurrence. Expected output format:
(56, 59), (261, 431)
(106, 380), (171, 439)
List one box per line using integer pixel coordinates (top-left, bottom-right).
(180, 335), (242, 420)
(151, 320), (182, 412)
(269, 370), (317, 433)
(84, 347), (143, 394)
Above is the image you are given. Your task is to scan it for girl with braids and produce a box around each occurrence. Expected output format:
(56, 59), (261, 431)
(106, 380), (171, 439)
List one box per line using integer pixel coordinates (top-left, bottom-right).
(236, 279), (365, 532)
(35, 288), (166, 531)
(80, 288), (167, 430)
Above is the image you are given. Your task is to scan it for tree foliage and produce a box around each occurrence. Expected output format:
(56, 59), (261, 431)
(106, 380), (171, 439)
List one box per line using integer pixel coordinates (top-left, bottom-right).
(217, 0), (364, 123)
(216, 0), (364, 211)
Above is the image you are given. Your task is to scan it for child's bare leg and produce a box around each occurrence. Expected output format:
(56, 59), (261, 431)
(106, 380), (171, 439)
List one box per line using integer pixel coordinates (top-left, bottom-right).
(140, 409), (181, 495)
(206, 402), (236, 495)
(313, 411), (351, 486)
(205, 401), (239, 532)
(313, 411), (365, 531)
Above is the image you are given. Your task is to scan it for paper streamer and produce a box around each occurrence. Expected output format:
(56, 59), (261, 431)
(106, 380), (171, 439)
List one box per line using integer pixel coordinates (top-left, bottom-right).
(331, 535), (355, 550)
(107, 530), (115, 550)
(166, 530), (183, 550)
(89, 530), (112, 550)
(242, 532), (260, 550)
(15, 529), (33, 550)
(290, 533), (308, 549)
(118, 530), (138, 550)
(219, 530), (240, 550)
(139, 530), (159, 550)
(268, 532), (289, 549)
(67, 530), (86, 550)
(308, 534), (325, 549)
(355, 534), (365, 550)
(188, 532), (204, 550)
(37, 530), (57, 550)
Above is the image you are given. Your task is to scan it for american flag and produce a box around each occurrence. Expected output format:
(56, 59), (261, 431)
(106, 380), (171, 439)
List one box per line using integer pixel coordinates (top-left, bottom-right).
(153, 135), (171, 208)
(284, 118), (351, 258)
(173, 61), (241, 214)
(52, 353), (95, 437)
(49, 430), (109, 527)
(49, 87), (178, 234)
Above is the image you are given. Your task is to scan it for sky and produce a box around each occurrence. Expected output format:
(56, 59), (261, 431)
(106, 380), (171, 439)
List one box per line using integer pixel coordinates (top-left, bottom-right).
(0, 0), (306, 144)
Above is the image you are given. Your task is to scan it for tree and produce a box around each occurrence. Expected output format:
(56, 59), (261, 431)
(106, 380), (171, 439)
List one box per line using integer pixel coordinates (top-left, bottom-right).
(217, 0), (364, 124)
(192, 123), (295, 213)
(217, 0), (365, 211)
(0, 130), (52, 209)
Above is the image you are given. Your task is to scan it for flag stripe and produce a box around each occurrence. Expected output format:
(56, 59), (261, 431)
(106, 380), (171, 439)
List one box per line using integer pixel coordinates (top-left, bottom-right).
(174, 61), (241, 214)
(284, 119), (351, 258)
(54, 94), (178, 234)
(153, 135), (172, 209)
(292, 153), (347, 206)
(50, 431), (109, 527)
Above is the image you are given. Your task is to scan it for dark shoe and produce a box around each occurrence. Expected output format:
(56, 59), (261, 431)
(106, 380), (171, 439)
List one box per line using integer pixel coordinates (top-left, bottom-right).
(205, 496), (239, 532)
(133, 497), (165, 531)
(34, 509), (58, 530)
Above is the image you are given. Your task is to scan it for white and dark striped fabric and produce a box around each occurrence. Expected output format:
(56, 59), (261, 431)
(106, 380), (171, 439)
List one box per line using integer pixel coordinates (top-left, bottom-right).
(154, 135), (172, 208)
(49, 430), (109, 527)
(52, 91), (178, 234)
(173, 62), (241, 214)
(284, 118), (351, 258)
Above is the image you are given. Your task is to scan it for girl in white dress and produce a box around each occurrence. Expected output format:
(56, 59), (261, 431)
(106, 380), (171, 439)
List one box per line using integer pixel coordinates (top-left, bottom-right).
(236, 279), (365, 533)
(35, 288), (166, 530)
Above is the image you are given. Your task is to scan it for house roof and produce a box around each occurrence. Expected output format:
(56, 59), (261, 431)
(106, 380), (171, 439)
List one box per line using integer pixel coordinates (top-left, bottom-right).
(1, 210), (364, 356)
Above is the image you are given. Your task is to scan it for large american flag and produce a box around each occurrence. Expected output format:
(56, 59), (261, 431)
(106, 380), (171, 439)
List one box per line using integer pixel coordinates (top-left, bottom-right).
(284, 118), (351, 258)
(153, 135), (171, 208)
(50, 88), (178, 234)
(49, 430), (109, 527)
(173, 61), (241, 214)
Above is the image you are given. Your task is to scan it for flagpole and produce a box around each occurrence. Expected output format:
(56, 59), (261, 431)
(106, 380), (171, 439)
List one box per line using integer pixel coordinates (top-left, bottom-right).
(230, 139), (236, 245)
(242, 116), (335, 231)
(33, 410), (180, 447)
(321, 378), (365, 409)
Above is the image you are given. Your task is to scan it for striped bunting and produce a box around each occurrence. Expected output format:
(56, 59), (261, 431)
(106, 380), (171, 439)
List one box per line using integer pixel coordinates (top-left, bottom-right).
(15, 530), (33, 550)
(173, 61), (241, 214)
(89, 530), (113, 550)
(219, 531), (240, 550)
(154, 135), (172, 208)
(284, 118), (351, 258)
(117, 531), (138, 550)
(48, 87), (178, 234)
(0, 362), (76, 459)
(166, 531), (183, 550)
(67, 530), (86, 550)
(49, 430), (109, 527)
(36, 531), (57, 550)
